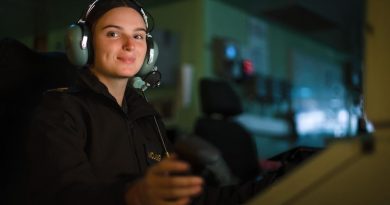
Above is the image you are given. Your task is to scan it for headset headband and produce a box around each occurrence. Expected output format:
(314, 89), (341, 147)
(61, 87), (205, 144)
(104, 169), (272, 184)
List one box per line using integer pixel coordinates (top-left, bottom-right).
(78, 0), (152, 32)
(78, 0), (98, 23)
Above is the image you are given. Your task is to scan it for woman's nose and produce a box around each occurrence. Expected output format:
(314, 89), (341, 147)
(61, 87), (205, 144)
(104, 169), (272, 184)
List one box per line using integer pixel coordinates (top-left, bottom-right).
(123, 37), (134, 51)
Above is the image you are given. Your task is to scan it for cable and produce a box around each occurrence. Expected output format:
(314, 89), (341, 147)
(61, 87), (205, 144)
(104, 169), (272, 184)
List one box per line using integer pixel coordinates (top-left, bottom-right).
(141, 91), (170, 158)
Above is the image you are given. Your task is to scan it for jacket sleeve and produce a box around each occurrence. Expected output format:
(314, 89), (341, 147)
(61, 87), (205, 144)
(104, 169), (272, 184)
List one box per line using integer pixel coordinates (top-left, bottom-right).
(27, 93), (137, 205)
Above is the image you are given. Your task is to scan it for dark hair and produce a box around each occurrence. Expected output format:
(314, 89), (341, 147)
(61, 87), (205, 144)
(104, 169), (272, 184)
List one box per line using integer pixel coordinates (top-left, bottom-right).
(83, 0), (154, 32)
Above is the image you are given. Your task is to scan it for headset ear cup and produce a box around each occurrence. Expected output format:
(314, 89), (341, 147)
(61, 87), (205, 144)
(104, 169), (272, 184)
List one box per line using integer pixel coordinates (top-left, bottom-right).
(65, 23), (90, 66)
(132, 35), (160, 90)
(137, 35), (159, 77)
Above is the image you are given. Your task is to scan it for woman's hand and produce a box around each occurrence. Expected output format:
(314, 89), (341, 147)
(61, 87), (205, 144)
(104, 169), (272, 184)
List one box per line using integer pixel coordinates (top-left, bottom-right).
(125, 155), (204, 205)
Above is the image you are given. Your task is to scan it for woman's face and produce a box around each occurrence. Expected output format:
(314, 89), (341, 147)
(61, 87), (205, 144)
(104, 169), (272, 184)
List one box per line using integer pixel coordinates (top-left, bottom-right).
(91, 7), (147, 80)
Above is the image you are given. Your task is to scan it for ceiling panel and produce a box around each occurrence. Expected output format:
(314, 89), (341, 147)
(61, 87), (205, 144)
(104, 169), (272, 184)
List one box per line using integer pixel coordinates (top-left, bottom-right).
(215, 0), (365, 53)
(1, 0), (364, 54)
(0, 0), (182, 39)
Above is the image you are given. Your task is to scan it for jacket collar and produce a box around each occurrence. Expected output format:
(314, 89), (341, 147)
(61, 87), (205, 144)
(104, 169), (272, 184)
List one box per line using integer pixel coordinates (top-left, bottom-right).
(77, 68), (113, 98)
(75, 68), (159, 120)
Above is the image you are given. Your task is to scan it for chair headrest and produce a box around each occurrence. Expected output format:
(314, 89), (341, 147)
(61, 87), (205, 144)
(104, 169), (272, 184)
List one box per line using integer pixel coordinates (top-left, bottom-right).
(199, 78), (242, 117)
(0, 38), (78, 93)
(36, 51), (79, 89)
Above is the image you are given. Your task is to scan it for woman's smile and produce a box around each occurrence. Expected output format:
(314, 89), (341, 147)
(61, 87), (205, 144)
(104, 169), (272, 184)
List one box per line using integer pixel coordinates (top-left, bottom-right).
(117, 55), (136, 64)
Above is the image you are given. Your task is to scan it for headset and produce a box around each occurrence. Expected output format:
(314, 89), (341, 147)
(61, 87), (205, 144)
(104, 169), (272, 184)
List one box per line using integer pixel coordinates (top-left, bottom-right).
(65, 0), (161, 91)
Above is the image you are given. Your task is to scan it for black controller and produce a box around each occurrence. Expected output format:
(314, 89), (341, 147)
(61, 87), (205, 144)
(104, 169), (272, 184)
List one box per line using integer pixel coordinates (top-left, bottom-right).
(174, 135), (239, 186)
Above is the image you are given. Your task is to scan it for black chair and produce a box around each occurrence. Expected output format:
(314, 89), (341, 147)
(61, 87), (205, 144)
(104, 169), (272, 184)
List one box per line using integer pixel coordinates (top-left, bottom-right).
(194, 78), (261, 183)
(1, 38), (78, 205)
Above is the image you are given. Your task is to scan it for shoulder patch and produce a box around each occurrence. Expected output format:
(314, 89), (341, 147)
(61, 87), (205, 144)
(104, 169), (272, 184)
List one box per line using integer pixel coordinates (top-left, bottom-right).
(44, 87), (81, 94)
(46, 87), (69, 93)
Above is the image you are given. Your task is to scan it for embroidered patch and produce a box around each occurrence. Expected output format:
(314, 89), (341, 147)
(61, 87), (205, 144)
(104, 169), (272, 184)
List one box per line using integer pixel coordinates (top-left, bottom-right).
(148, 151), (162, 162)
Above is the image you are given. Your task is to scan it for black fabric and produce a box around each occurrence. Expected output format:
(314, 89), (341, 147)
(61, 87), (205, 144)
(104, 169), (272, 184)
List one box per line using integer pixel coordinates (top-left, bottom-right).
(0, 38), (78, 95)
(195, 78), (261, 183)
(36, 51), (79, 89)
(0, 37), (36, 205)
(0, 38), (78, 205)
(199, 78), (242, 117)
(195, 117), (260, 182)
(27, 69), (172, 205)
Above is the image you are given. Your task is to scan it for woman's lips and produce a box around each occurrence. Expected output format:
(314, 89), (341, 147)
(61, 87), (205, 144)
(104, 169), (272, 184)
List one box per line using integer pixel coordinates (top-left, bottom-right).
(117, 56), (135, 64)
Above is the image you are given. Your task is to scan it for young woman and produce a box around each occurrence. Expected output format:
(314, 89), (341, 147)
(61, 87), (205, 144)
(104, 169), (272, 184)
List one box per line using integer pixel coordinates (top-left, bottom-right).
(27, 1), (269, 204)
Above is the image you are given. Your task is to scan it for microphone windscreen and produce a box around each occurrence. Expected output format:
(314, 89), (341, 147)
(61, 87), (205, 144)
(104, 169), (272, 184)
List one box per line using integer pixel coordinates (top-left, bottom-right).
(132, 76), (145, 89)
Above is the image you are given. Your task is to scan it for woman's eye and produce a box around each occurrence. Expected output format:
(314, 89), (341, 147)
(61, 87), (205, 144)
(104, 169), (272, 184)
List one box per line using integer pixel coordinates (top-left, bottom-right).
(107, 31), (119, 38)
(134, 34), (145, 40)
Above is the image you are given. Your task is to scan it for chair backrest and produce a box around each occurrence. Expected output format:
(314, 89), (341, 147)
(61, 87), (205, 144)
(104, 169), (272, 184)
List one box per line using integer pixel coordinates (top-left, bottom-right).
(194, 78), (260, 182)
(1, 38), (78, 205)
(0, 38), (78, 97)
(199, 77), (242, 118)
